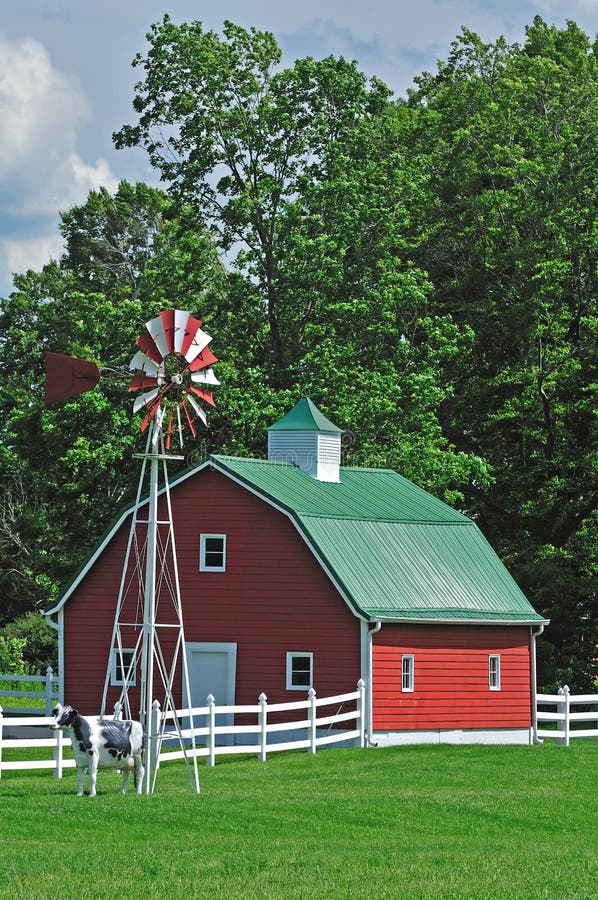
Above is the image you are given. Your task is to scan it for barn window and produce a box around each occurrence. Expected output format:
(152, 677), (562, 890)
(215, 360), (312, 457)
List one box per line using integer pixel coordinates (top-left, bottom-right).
(111, 649), (136, 687)
(200, 534), (226, 572)
(489, 655), (501, 690)
(286, 652), (313, 690)
(402, 655), (414, 692)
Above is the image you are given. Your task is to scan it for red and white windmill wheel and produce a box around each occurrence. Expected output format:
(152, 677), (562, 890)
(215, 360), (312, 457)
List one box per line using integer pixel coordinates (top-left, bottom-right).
(44, 308), (219, 449)
(129, 309), (219, 448)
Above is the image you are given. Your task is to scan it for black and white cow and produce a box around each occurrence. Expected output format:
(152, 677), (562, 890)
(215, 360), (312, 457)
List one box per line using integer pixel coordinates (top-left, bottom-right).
(50, 704), (144, 796)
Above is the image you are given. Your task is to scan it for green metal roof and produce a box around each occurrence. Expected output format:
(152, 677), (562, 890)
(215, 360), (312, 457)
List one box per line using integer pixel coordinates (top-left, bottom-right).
(267, 397), (343, 434)
(211, 455), (546, 625)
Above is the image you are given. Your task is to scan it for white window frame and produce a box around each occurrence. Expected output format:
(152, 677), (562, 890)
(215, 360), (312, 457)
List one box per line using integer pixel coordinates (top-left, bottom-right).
(489, 655), (501, 691)
(286, 652), (313, 691)
(199, 534), (227, 572)
(110, 648), (137, 687)
(402, 654), (414, 692)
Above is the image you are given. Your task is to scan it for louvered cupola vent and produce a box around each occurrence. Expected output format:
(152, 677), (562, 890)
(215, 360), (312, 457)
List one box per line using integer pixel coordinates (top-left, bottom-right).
(267, 398), (343, 483)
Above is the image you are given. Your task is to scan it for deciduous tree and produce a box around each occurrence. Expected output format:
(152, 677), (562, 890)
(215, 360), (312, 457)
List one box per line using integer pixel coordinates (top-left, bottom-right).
(405, 18), (597, 688)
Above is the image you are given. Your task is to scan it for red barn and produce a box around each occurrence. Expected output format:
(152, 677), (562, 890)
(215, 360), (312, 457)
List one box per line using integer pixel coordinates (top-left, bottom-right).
(44, 399), (548, 745)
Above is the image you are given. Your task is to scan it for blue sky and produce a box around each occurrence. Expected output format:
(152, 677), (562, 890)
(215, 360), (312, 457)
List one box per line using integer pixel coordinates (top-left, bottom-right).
(1, 0), (597, 297)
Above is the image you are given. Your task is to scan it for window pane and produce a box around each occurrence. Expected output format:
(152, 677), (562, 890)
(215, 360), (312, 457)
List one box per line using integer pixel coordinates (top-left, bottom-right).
(200, 535), (226, 570)
(113, 650), (136, 686)
(287, 653), (313, 688)
(489, 655), (500, 689)
(205, 538), (223, 565)
(292, 657), (311, 686)
(402, 655), (414, 691)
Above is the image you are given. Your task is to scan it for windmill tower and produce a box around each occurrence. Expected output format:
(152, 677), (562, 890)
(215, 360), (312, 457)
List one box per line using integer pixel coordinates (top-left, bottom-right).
(45, 310), (219, 794)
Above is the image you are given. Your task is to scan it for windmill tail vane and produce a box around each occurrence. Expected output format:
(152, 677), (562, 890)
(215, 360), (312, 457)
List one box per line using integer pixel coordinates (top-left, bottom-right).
(44, 309), (219, 447)
(44, 352), (102, 403)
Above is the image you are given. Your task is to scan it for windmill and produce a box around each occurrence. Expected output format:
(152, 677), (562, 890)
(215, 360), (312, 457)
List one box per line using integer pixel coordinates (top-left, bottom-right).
(45, 310), (219, 794)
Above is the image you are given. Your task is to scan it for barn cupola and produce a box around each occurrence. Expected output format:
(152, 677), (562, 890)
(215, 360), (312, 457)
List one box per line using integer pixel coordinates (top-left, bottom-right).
(267, 398), (343, 483)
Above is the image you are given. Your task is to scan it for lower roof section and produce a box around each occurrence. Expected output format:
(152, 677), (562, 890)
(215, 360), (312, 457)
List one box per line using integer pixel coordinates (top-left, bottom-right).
(211, 456), (547, 625)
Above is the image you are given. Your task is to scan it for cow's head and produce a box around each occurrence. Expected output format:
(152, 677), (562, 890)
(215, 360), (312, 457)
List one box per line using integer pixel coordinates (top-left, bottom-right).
(50, 704), (77, 730)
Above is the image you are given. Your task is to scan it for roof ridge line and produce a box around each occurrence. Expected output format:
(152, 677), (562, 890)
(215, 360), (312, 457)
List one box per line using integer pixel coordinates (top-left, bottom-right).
(296, 513), (473, 525)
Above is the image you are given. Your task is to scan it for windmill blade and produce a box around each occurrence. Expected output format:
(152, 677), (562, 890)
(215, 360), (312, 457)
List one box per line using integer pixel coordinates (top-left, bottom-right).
(151, 405), (164, 446)
(145, 315), (169, 360)
(159, 310), (176, 354)
(176, 405), (184, 446)
(129, 351), (161, 376)
(44, 352), (101, 402)
(179, 315), (203, 358)
(141, 403), (161, 433)
(182, 401), (198, 439)
(173, 309), (191, 353)
(189, 385), (216, 407)
(136, 331), (164, 366)
(184, 329), (212, 364)
(186, 392), (208, 427)
(133, 388), (160, 414)
(165, 408), (174, 450)
(140, 392), (164, 432)
(188, 346), (218, 372)
(191, 368), (220, 386)
(129, 374), (160, 392)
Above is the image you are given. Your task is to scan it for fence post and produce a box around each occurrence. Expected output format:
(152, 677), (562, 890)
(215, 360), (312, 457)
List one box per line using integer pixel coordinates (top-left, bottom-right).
(258, 692), (268, 762)
(0, 706), (3, 780)
(53, 726), (64, 779)
(357, 679), (366, 749)
(558, 685), (570, 747)
(45, 667), (54, 715)
(207, 694), (216, 767)
(308, 688), (317, 754)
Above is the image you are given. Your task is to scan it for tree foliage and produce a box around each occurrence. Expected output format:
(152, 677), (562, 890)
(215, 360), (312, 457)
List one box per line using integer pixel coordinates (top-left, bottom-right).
(0, 612), (58, 673)
(404, 17), (598, 688)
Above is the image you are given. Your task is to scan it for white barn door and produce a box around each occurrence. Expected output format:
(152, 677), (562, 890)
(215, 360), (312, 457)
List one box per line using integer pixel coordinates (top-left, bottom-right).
(184, 642), (237, 745)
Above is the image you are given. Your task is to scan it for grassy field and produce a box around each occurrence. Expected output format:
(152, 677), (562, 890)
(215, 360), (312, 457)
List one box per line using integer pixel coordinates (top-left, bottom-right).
(0, 741), (596, 899)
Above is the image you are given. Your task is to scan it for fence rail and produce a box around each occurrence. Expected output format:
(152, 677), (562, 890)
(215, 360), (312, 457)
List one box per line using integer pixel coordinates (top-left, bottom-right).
(536, 687), (598, 745)
(0, 681), (366, 779)
(0, 668), (59, 715)
(153, 682), (366, 767)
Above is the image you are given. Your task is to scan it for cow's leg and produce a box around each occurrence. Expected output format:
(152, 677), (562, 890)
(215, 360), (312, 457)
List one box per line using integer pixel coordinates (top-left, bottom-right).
(88, 752), (99, 797)
(76, 765), (86, 796)
(133, 752), (144, 794)
(121, 766), (130, 794)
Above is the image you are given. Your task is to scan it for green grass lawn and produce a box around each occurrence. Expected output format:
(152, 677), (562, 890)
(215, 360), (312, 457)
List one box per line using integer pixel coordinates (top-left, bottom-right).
(0, 742), (596, 899)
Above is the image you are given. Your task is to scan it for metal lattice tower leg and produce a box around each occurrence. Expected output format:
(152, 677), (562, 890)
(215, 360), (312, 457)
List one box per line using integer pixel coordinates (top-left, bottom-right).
(101, 420), (200, 794)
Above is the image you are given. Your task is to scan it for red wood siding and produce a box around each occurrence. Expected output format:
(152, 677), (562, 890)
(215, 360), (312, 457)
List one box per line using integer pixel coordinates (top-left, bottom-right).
(372, 624), (532, 731)
(64, 467), (361, 713)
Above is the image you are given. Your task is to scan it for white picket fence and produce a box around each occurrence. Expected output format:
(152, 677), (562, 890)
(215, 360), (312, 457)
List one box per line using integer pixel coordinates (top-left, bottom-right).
(536, 686), (598, 745)
(0, 681), (366, 779)
(0, 668), (59, 715)
(153, 681), (365, 767)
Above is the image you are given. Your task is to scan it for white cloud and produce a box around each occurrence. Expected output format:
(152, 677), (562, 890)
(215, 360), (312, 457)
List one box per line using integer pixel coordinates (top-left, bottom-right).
(0, 37), (80, 163)
(17, 152), (119, 216)
(3, 232), (64, 277)
(0, 32), (119, 293)
(0, 33), (118, 215)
